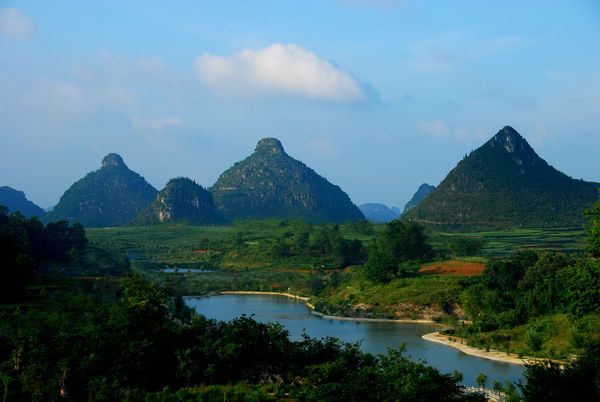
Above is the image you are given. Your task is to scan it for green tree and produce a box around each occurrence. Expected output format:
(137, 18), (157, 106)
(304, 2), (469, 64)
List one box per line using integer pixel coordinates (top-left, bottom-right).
(585, 190), (600, 258)
(363, 220), (433, 283)
(517, 253), (573, 319)
(476, 372), (488, 388)
(521, 341), (600, 402)
(560, 259), (600, 317)
(448, 237), (485, 256)
(294, 231), (310, 255)
(363, 249), (397, 283)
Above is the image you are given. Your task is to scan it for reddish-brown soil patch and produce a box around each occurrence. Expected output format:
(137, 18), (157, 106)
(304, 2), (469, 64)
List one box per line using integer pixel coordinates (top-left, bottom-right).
(419, 260), (485, 276)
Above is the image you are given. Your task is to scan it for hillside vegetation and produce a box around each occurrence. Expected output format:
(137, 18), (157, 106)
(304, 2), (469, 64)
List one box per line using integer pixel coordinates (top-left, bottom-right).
(210, 138), (365, 223)
(44, 153), (157, 227)
(408, 126), (599, 229)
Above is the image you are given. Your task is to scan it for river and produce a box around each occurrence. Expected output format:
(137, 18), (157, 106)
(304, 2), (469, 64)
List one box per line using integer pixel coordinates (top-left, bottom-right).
(185, 293), (524, 387)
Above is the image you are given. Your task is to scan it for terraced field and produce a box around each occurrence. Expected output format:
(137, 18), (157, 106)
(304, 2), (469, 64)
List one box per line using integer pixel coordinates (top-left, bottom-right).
(431, 227), (585, 257)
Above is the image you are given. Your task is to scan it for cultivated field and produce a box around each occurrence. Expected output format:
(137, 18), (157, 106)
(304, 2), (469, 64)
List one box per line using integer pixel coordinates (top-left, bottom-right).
(419, 260), (486, 276)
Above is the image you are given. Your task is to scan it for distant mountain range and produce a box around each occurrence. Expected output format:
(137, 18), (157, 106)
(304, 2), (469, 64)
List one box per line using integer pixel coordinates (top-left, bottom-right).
(0, 186), (45, 218)
(210, 138), (364, 223)
(402, 184), (435, 214)
(406, 126), (600, 229)
(359, 203), (400, 223)
(45, 154), (158, 227)
(132, 177), (226, 225)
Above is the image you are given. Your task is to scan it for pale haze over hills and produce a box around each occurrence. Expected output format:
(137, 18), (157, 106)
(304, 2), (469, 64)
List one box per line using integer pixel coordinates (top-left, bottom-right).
(1, 2), (599, 209)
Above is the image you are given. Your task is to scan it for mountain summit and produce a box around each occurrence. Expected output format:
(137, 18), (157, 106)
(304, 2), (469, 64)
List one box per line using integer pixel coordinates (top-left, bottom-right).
(210, 138), (364, 222)
(255, 138), (286, 155)
(406, 126), (599, 228)
(101, 153), (126, 168)
(45, 153), (158, 227)
(132, 177), (226, 225)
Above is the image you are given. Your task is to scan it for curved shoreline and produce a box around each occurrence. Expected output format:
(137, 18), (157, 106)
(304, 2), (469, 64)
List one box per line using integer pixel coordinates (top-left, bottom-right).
(187, 291), (550, 366)
(422, 332), (534, 366)
(218, 290), (443, 326)
(220, 290), (310, 301)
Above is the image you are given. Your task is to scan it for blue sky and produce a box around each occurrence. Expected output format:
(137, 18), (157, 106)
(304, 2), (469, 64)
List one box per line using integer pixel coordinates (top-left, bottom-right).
(1, 0), (599, 209)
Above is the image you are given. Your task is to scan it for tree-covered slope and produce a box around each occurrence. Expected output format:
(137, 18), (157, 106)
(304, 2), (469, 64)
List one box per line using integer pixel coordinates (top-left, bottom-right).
(0, 186), (45, 217)
(407, 126), (599, 229)
(402, 183), (435, 214)
(210, 138), (364, 223)
(45, 154), (158, 227)
(132, 177), (226, 225)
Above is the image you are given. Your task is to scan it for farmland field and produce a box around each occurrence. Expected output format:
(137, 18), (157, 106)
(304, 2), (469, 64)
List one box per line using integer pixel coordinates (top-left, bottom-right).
(419, 260), (486, 276)
(431, 226), (585, 257)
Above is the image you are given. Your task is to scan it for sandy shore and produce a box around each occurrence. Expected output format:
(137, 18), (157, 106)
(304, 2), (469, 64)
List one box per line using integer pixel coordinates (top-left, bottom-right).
(422, 332), (536, 365)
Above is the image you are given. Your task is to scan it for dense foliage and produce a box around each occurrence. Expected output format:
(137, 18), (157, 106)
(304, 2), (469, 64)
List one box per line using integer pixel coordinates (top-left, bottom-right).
(0, 186), (45, 217)
(0, 274), (483, 402)
(0, 206), (88, 302)
(520, 340), (600, 401)
(585, 190), (600, 258)
(132, 177), (227, 225)
(45, 153), (157, 227)
(408, 126), (600, 228)
(210, 138), (365, 223)
(363, 220), (433, 283)
(458, 252), (600, 334)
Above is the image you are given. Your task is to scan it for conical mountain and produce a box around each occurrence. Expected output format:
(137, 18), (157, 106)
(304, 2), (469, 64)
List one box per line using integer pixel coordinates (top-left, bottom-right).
(45, 153), (158, 227)
(132, 177), (226, 225)
(210, 138), (365, 222)
(402, 183), (435, 214)
(0, 186), (45, 218)
(407, 126), (599, 228)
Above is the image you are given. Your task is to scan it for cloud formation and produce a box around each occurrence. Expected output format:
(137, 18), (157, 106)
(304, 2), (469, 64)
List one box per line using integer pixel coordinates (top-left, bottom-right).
(0, 8), (34, 39)
(194, 44), (365, 102)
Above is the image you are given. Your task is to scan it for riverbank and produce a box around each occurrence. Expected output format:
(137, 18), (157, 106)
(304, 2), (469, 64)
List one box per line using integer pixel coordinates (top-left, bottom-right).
(219, 290), (442, 326)
(422, 332), (535, 366)
(220, 290), (310, 301)
(312, 310), (441, 325)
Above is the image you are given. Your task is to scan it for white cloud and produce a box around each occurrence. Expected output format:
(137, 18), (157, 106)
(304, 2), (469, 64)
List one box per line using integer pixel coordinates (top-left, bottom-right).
(194, 44), (365, 102)
(416, 120), (449, 138)
(0, 8), (34, 39)
(131, 116), (183, 132)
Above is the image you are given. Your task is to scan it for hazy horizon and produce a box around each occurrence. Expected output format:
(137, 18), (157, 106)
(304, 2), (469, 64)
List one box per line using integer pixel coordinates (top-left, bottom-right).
(1, 1), (599, 209)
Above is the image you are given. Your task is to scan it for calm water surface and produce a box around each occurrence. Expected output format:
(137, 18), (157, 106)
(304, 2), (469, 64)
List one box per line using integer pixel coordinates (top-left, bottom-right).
(186, 294), (524, 387)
